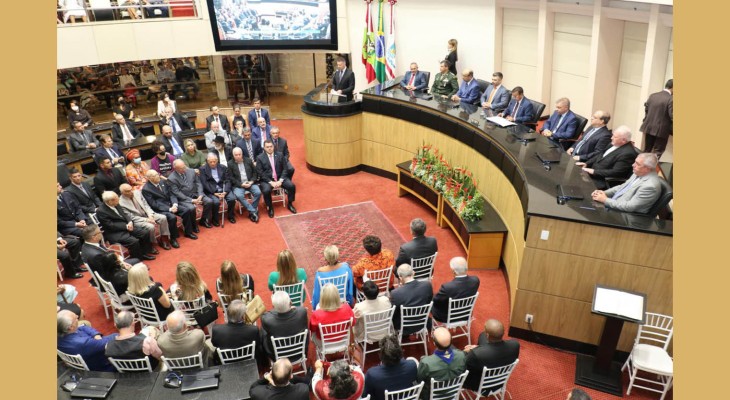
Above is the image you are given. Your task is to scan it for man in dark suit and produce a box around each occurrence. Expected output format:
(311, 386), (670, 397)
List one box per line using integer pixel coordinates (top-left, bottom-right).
(93, 135), (126, 167)
(452, 69), (482, 105)
(247, 98), (271, 128)
(567, 110), (612, 163)
(57, 230), (87, 279)
(229, 147), (261, 223)
(640, 79), (673, 158)
(480, 72), (510, 114)
(332, 56), (355, 102)
(66, 168), (102, 214)
(432, 257), (480, 323)
(400, 62), (429, 92)
(235, 128), (263, 164)
(95, 191), (157, 261)
(93, 157), (126, 196)
(158, 125), (186, 158)
(252, 117), (272, 145)
(463, 319), (520, 392)
(390, 264), (434, 334)
(80, 225), (139, 290)
(577, 126), (638, 190)
(395, 218), (438, 267)
(255, 139), (297, 217)
(539, 97), (578, 146)
(142, 169), (198, 240)
(499, 86), (535, 123)
(68, 121), (100, 153)
(111, 114), (143, 144)
(57, 182), (91, 237)
(199, 153), (238, 225)
(168, 159), (215, 228)
(270, 126), (295, 179)
(159, 106), (193, 135)
(260, 291), (309, 361)
(210, 300), (260, 364)
(205, 105), (230, 132)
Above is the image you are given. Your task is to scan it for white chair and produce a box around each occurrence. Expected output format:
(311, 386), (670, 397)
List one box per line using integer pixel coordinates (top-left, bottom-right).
(432, 292), (479, 346)
(411, 252), (438, 282)
(126, 292), (167, 330)
(430, 370), (469, 400)
(216, 341), (256, 365)
(161, 351), (205, 370)
(170, 295), (210, 330)
(96, 271), (135, 316)
(108, 356), (153, 372)
(271, 330), (308, 375)
(316, 317), (353, 362)
(88, 263), (112, 320)
(354, 306), (395, 367)
(361, 395), (371, 400)
(398, 302), (433, 357)
(217, 291), (247, 323)
(317, 274), (349, 304)
(357, 267), (393, 302)
(57, 350), (90, 371)
(462, 359), (519, 400)
(273, 281), (305, 307)
(621, 312), (674, 400)
(57, 259), (64, 281)
(272, 186), (288, 208)
(89, 213), (130, 259)
(385, 381), (425, 400)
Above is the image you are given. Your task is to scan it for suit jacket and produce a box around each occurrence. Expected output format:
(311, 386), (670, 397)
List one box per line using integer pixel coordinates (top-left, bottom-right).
(95, 203), (134, 234)
(502, 97), (535, 124)
(111, 121), (143, 144)
(571, 126), (612, 162)
(456, 79), (482, 105)
(167, 168), (205, 201)
(235, 138), (263, 160)
(204, 130), (233, 150)
(464, 339), (520, 391)
(229, 159), (259, 187)
(211, 322), (260, 350)
(333, 68), (356, 101)
(81, 242), (116, 284)
(57, 325), (116, 372)
(157, 329), (206, 359)
(119, 191), (154, 221)
(272, 137), (289, 159)
(395, 236), (438, 267)
(400, 71), (428, 91)
(251, 125), (272, 144)
(248, 108), (271, 129)
(390, 279), (433, 334)
(57, 191), (88, 234)
(205, 114), (230, 132)
(199, 164), (232, 194)
(255, 151), (289, 182)
(432, 275), (480, 322)
(93, 168), (126, 196)
(160, 112), (193, 132)
(640, 90), (673, 139)
(586, 142), (638, 189)
(231, 115), (247, 129)
(68, 130), (100, 153)
(141, 181), (179, 212)
(480, 84), (510, 113)
(94, 145), (126, 166)
(210, 147), (234, 166)
(603, 172), (662, 214)
(540, 110), (578, 140)
(66, 182), (102, 214)
(260, 307), (309, 358)
(157, 132), (185, 155)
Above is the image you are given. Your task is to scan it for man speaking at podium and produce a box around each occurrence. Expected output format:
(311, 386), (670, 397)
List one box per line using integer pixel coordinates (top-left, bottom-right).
(332, 57), (355, 102)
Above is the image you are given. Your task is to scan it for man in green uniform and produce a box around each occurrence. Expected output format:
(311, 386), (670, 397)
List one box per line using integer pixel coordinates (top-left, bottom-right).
(430, 60), (459, 98)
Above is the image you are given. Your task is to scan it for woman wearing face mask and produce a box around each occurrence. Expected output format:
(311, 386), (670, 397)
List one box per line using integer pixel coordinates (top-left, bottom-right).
(156, 92), (176, 118)
(150, 141), (176, 179)
(112, 95), (135, 120)
(124, 148), (150, 189)
(67, 99), (93, 129)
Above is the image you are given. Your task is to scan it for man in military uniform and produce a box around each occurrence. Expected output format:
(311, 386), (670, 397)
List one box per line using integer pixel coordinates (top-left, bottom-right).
(430, 60), (458, 98)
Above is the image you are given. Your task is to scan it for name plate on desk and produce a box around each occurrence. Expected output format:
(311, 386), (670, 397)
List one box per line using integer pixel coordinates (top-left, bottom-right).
(592, 285), (646, 322)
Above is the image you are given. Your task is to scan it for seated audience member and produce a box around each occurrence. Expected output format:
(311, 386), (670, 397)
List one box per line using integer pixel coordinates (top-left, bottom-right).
(312, 359), (365, 400)
(96, 252), (131, 297)
(206, 105), (231, 132)
(310, 284), (355, 346)
(463, 319), (520, 392)
(204, 121), (231, 150)
(231, 119), (248, 145)
(60, 0), (88, 23)
(210, 136), (234, 167)
(430, 60), (458, 98)
(57, 231), (86, 279)
(451, 69), (481, 104)
(417, 327), (467, 399)
(480, 72), (510, 114)
(93, 135), (126, 167)
(271, 126), (295, 178)
(235, 127), (263, 163)
(96, 191), (157, 260)
(352, 235), (395, 291)
(68, 120), (99, 153)
(170, 261), (213, 301)
(158, 124), (186, 158)
(124, 149), (150, 189)
(67, 99), (94, 129)
(390, 264), (433, 334)
(261, 291), (309, 361)
(127, 263), (174, 320)
(567, 388), (593, 400)
(160, 106), (193, 137)
(229, 147), (261, 223)
(248, 98), (271, 128)
(157, 310), (208, 361)
(119, 183), (179, 250)
(252, 117), (273, 144)
(216, 260), (255, 302)
(256, 139), (297, 217)
(249, 358), (310, 400)
(209, 299), (259, 364)
(57, 310), (116, 372)
(94, 156), (126, 196)
(432, 257), (480, 323)
(363, 335), (418, 400)
(142, 169), (198, 240)
(268, 249), (306, 296)
(567, 110), (612, 162)
(150, 141), (176, 178)
(180, 138), (207, 173)
(168, 159), (215, 228)
(499, 86), (535, 123)
(66, 168), (101, 214)
(395, 218), (438, 268)
(591, 152), (662, 214)
(577, 126), (638, 190)
(200, 152), (237, 224)
(80, 225), (138, 286)
(539, 97), (578, 146)
(401, 62), (429, 92)
(57, 285), (85, 318)
(111, 113), (142, 144)
(105, 310), (162, 370)
(57, 182), (91, 237)
(353, 280), (392, 342)
(312, 245), (354, 309)
(231, 105), (247, 128)
(156, 92), (176, 118)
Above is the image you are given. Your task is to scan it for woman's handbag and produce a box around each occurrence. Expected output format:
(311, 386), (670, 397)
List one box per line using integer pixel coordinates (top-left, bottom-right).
(193, 301), (219, 326)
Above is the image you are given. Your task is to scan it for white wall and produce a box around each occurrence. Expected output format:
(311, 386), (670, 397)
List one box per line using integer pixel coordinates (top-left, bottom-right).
(550, 13), (593, 117)
(613, 22), (648, 130)
(501, 9), (539, 93)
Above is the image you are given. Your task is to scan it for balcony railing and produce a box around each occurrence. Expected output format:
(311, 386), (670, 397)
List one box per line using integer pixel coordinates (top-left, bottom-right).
(57, 0), (198, 25)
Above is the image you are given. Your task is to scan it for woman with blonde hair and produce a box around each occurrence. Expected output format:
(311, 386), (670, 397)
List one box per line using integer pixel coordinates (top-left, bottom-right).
(180, 138), (206, 174)
(312, 245), (354, 310)
(216, 260), (254, 302)
(446, 38), (458, 75)
(127, 263), (173, 320)
(169, 261), (212, 301)
(309, 283), (355, 344)
(267, 249), (307, 295)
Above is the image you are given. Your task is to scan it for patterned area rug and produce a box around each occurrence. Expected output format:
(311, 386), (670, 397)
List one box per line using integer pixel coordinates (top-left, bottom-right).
(275, 201), (406, 280)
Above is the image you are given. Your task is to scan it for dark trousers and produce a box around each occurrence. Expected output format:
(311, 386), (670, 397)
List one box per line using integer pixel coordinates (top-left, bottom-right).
(205, 192), (237, 222)
(58, 236), (84, 276)
(104, 225), (154, 259)
(260, 179), (296, 209)
(643, 134), (669, 158)
(171, 204), (196, 234)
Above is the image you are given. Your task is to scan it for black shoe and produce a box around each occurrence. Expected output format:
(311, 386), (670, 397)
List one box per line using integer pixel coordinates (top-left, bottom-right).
(149, 248), (160, 255)
(201, 220), (212, 228)
(76, 266), (89, 272)
(67, 272), (84, 279)
(228, 217), (236, 224)
(250, 213), (259, 223)
(212, 220), (220, 227)
(193, 225), (200, 233)
(170, 239), (180, 248)
(184, 233), (198, 240)
(141, 254), (157, 261)
(287, 204), (297, 214)
(268, 208), (274, 218)
(158, 240), (171, 251)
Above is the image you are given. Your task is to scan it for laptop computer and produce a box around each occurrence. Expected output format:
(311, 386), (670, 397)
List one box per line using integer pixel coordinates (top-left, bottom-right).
(535, 149), (563, 164)
(180, 368), (220, 393)
(71, 377), (117, 398)
(556, 184), (585, 201)
(380, 78), (401, 91)
(508, 125), (539, 142)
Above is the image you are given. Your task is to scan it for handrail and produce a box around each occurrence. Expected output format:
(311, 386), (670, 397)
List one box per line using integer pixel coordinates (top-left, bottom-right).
(57, 1), (199, 25)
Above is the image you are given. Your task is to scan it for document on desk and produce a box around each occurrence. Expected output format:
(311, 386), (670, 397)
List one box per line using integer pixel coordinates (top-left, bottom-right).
(486, 116), (517, 127)
(593, 287), (644, 321)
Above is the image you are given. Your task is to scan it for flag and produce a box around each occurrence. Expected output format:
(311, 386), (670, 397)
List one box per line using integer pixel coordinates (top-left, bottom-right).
(374, 0), (386, 83)
(361, 1), (376, 83)
(385, 1), (397, 80)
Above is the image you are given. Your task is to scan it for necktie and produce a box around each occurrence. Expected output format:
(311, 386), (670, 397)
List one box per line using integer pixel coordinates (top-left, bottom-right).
(261, 128), (267, 143)
(107, 148), (118, 159)
(611, 176), (638, 199)
(269, 154), (277, 181)
(215, 116), (219, 126)
(112, 206), (122, 218)
(574, 128), (597, 154)
(170, 137), (184, 156)
(274, 139), (279, 151)
(81, 132), (89, 145)
(246, 140), (253, 159)
(487, 85), (498, 103)
(122, 124), (134, 141)
(408, 73), (415, 86)
(256, 110), (261, 120)
(76, 184), (89, 198)
(170, 117), (180, 133)
(512, 101), (520, 117)
(555, 114), (565, 131)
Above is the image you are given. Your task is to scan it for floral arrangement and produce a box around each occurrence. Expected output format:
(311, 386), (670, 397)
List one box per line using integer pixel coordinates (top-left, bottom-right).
(410, 144), (485, 221)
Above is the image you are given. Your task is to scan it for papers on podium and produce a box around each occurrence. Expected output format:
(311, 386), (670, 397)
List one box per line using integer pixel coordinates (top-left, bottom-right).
(593, 286), (644, 321)
(486, 116), (517, 127)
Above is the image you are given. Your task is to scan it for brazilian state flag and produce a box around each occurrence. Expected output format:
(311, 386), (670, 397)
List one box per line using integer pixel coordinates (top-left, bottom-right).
(375, 0), (386, 83)
(361, 1), (376, 83)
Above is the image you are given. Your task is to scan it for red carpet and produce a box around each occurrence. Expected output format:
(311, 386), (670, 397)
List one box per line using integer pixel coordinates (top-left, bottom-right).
(63, 119), (667, 399)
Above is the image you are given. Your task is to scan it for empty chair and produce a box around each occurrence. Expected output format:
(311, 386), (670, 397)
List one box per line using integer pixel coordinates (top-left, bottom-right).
(462, 359), (519, 400)
(161, 351), (205, 370)
(524, 101), (546, 130)
(398, 302), (434, 356)
(126, 292), (167, 330)
(411, 252), (438, 282)
(385, 381), (425, 400)
(432, 292), (479, 346)
(57, 350), (90, 371)
(270, 330), (308, 375)
(354, 306), (396, 367)
(273, 281), (306, 307)
(316, 318), (353, 362)
(430, 370), (469, 400)
(108, 356), (153, 372)
(420, 71), (431, 88)
(216, 341), (256, 365)
(621, 312), (674, 400)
